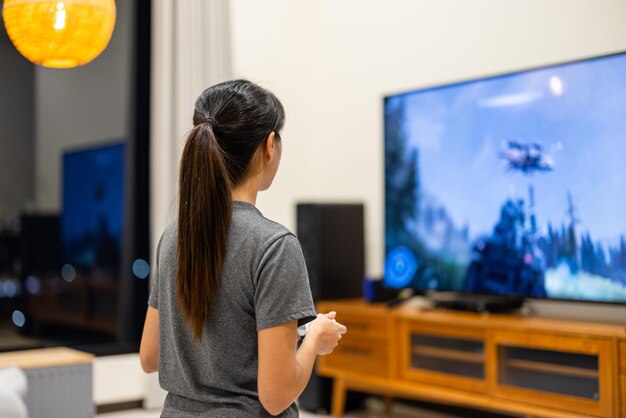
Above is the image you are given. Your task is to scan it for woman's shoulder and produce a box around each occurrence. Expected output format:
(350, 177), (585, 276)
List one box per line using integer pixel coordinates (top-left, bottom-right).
(155, 221), (179, 257)
(232, 203), (295, 246)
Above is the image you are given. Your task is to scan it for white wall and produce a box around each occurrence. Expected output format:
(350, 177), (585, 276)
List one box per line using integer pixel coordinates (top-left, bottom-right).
(230, 0), (626, 279)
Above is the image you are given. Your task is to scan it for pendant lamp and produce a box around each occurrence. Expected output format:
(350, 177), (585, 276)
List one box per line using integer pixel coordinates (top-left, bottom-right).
(2, 0), (116, 68)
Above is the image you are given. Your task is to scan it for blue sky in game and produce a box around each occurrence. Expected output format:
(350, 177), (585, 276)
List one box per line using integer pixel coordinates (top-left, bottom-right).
(393, 53), (626, 245)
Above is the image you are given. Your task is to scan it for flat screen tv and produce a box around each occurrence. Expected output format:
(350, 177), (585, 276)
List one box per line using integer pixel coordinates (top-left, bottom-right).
(384, 52), (626, 304)
(62, 142), (126, 274)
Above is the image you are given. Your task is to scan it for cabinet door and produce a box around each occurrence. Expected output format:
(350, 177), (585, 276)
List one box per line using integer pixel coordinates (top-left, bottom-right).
(491, 331), (614, 418)
(321, 333), (390, 377)
(316, 306), (393, 378)
(399, 320), (487, 393)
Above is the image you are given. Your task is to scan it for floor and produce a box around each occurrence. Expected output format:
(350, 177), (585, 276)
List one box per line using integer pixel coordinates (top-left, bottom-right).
(96, 398), (465, 417)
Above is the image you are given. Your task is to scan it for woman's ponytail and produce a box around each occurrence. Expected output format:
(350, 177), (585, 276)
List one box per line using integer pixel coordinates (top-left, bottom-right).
(175, 79), (285, 340)
(177, 122), (232, 341)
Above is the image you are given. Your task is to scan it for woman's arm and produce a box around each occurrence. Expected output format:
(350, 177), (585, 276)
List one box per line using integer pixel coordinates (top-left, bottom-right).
(139, 306), (159, 373)
(257, 312), (346, 416)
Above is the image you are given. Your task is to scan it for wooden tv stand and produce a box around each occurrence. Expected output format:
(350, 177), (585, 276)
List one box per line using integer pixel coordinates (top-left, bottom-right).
(316, 299), (626, 418)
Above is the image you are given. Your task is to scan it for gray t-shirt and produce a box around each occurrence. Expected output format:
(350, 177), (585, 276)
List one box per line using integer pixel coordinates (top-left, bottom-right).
(148, 201), (317, 417)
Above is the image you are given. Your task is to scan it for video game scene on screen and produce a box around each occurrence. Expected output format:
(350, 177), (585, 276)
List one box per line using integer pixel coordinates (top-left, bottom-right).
(384, 53), (626, 303)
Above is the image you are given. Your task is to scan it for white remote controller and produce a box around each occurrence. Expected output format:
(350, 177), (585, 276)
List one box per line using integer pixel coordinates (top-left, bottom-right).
(297, 318), (335, 337)
(297, 323), (310, 337)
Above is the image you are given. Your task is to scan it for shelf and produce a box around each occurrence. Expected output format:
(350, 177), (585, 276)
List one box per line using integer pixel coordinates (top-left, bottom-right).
(413, 346), (484, 364)
(503, 358), (599, 379)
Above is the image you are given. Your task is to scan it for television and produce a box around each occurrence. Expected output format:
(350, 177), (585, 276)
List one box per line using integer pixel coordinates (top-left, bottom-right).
(384, 52), (626, 304)
(61, 142), (126, 275)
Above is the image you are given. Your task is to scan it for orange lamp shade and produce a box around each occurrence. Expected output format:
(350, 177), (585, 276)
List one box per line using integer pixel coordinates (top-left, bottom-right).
(2, 0), (116, 68)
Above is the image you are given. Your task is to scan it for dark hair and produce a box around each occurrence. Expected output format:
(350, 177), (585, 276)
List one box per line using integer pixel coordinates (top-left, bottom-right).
(177, 79), (285, 340)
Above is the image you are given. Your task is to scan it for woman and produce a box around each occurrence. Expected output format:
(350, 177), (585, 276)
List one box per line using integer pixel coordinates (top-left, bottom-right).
(140, 79), (347, 417)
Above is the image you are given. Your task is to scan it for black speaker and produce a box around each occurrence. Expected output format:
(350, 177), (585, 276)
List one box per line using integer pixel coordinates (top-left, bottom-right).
(296, 203), (365, 413)
(297, 203), (365, 301)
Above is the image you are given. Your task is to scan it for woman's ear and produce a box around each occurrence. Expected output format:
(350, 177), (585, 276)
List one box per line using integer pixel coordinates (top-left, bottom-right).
(264, 132), (276, 161)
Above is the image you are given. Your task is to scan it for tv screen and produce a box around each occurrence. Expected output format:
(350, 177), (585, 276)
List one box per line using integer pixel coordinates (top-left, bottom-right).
(62, 142), (126, 274)
(384, 52), (626, 303)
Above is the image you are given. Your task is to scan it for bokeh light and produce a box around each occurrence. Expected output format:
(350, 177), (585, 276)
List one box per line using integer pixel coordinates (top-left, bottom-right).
(132, 259), (150, 279)
(26, 276), (41, 294)
(12, 310), (26, 327)
(3, 280), (17, 298)
(61, 264), (77, 282)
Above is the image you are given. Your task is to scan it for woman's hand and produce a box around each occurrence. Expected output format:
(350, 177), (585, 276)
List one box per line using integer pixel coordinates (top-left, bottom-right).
(305, 311), (347, 355)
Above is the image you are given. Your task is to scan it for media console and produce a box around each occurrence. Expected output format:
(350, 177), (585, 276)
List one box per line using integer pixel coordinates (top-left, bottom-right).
(316, 299), (626, 418)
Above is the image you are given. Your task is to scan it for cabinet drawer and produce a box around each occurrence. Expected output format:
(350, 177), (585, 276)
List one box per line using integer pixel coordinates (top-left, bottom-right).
(322, 334), (389, 377)
(337, 313), (389, 341)
(620, 342), (626, 371)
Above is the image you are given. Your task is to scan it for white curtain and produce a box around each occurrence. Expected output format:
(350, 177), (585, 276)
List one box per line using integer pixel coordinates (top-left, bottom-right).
(146, 0), (232, 407)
